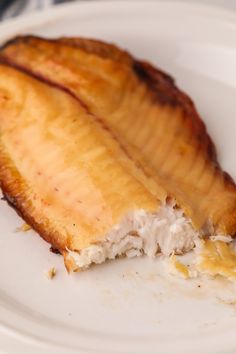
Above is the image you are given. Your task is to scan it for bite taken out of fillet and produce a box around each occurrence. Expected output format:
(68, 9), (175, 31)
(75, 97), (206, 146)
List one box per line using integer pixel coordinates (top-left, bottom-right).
(1, 36), (235, 237)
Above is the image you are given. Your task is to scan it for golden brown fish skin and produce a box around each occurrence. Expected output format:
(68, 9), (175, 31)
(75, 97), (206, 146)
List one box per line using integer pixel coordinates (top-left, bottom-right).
(0, 65), (162, 260)
(1, 36), (236, 235)
(59, 36), (133, 64)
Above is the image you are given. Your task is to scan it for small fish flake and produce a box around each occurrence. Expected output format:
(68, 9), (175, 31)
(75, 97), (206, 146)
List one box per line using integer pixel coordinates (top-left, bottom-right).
(46, 267), (57, 279)
(197, 240), (236, 279)
(21, 223), (31, 232)
(169, 253), (189, 279)
(16, 223), (31, 232)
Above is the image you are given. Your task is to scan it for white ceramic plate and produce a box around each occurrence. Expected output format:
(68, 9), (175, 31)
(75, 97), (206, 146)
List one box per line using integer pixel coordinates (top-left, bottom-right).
(1, 1), (236, 353)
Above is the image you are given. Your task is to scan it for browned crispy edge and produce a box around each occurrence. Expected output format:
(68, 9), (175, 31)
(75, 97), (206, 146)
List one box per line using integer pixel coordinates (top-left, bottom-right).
(0, 36), (236, 235)
(0, 125), (82, 270)
(133, 61), (235, 187)
(0, 139), (84, 272)
(0, 167), (63, 253)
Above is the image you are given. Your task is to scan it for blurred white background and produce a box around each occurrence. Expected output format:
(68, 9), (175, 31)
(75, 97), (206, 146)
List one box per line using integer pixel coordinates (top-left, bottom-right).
(1, 0), (236, 21)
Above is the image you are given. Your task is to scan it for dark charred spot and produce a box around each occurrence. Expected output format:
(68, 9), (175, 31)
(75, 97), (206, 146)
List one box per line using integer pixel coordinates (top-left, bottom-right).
(50, 246), (61, 255)
(133, 60), (179, 106)
(3, 192), (18, 207)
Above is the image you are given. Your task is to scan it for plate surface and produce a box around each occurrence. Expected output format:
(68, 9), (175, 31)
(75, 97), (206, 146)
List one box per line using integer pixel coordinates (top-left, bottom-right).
(0, 1), (236, 353)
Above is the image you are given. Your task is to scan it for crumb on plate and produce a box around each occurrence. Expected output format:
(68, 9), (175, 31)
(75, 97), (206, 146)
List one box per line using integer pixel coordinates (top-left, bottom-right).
(46, 267), (57, 279)
(169, 253), (190, 279)
(21, 223), (31, 232)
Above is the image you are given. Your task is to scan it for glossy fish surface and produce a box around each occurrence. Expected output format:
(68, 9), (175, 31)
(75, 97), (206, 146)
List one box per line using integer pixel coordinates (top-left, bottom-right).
(1, 36), (235, 235)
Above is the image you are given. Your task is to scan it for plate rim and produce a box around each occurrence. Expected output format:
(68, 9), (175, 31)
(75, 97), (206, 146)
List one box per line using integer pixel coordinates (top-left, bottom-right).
(0, 1), (236, 354)
(0, 0), (236, 43)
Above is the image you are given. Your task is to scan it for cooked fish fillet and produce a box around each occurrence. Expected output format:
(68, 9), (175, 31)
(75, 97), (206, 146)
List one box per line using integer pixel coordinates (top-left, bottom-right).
(1, 36), (235, 236)
(0, 64), (200, 271)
